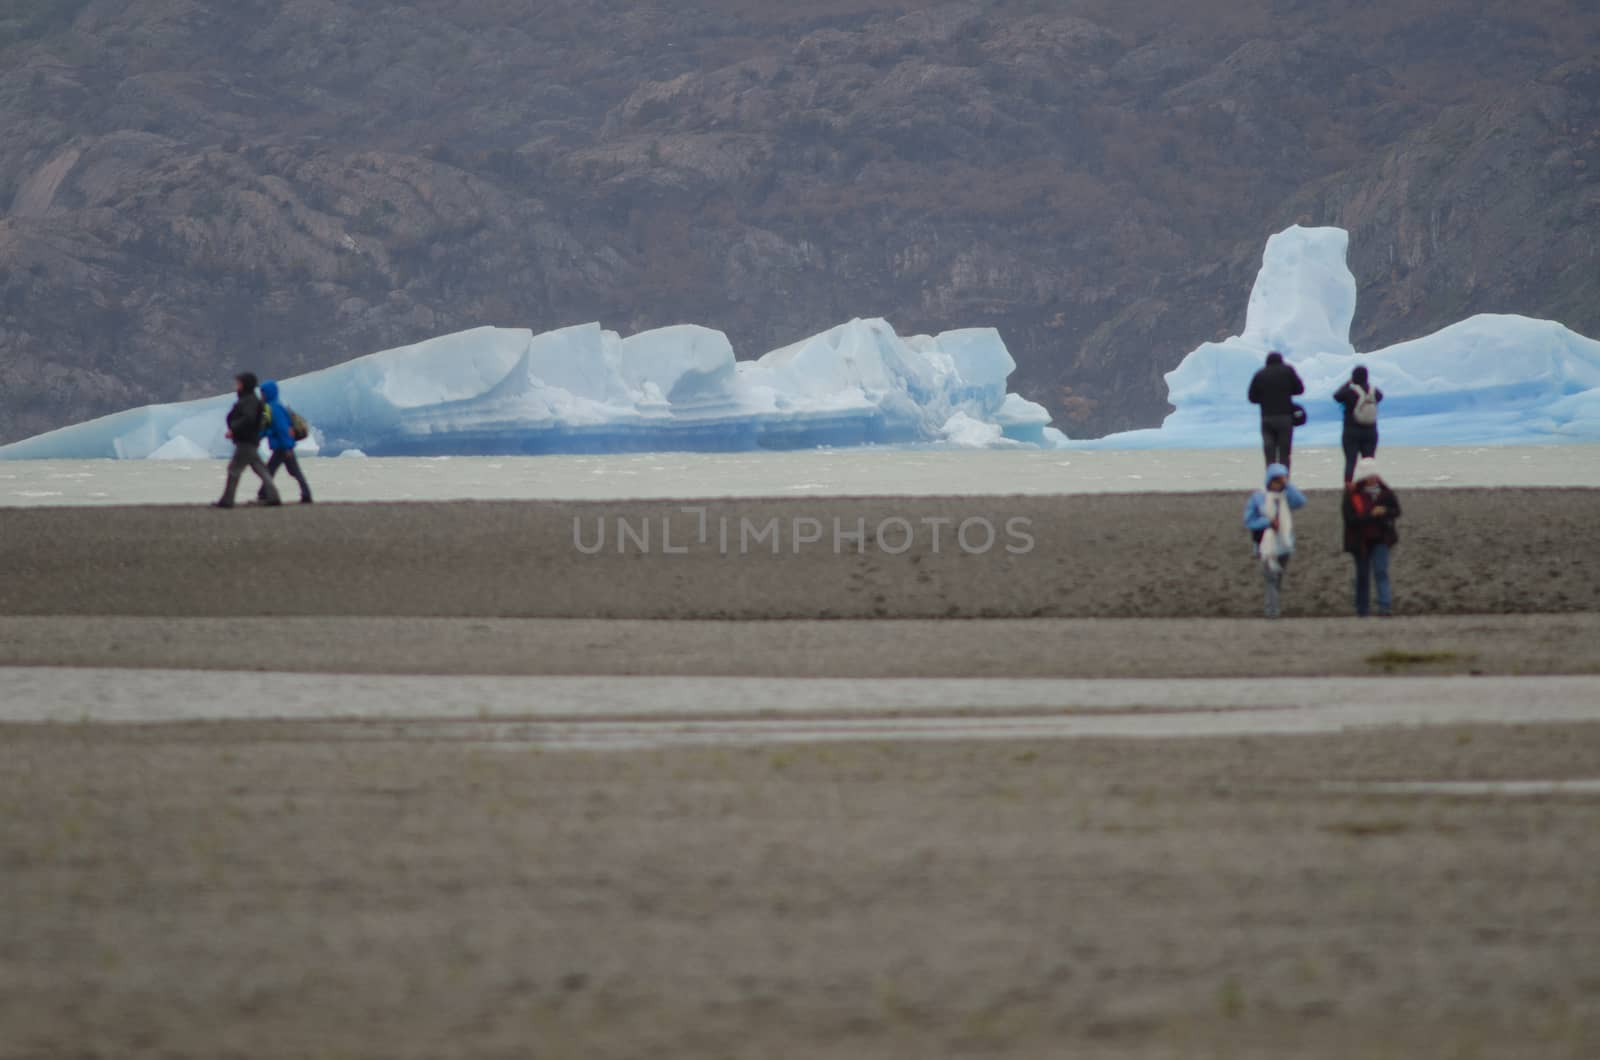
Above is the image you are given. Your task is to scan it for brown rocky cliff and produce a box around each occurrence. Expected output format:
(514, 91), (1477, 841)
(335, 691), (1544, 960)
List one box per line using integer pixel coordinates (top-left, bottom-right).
(1, 0), (1596, 442)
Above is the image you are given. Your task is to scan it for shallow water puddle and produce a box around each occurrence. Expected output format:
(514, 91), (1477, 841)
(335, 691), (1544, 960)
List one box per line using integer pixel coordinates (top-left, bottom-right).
(5, 670), (1600, 751)
(1323, 779), (1600, 797)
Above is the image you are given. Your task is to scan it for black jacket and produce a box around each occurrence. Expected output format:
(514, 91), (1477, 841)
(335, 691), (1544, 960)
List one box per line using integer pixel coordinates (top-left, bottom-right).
(1342, 484), (1401, 554)
(1333, 381), (1384, 428)
(1247, 362), (1305, 417)
(226, 391), (266, 446)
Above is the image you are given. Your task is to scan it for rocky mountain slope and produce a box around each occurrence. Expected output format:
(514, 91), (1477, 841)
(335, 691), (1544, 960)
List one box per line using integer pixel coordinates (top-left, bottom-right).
(2, 0), (1597, 442)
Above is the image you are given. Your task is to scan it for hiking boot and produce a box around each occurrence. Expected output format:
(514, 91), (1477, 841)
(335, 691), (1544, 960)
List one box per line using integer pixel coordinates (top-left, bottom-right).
(211, 500), (234, 509)
(300, 496), (313, 504)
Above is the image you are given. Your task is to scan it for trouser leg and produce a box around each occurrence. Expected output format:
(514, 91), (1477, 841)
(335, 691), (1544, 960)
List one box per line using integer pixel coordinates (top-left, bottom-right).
(1373, 543), (1392, 614)
(258, 450), (284, 500)
(1263, 554), (1288, 618)
(248, 448), (281, 504)
(1342, 433), (1360, 482)
(1354, 550), (1371, 616)
(1361, 426), (1378, 459)
(220, 445), (251, 505)
(1261, 415), (1293, 469)
(282, 450), (312, 501)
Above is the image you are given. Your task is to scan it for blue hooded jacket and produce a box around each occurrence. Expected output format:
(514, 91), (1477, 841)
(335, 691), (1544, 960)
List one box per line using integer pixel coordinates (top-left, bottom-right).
(260, 381), (296, 451)
(1243, 462), (1306, 534)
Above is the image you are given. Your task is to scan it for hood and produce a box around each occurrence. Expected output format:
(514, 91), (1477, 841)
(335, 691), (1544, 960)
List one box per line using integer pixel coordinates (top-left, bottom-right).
(1263, 462), (1290, 488)
(260, 381), (279, 402)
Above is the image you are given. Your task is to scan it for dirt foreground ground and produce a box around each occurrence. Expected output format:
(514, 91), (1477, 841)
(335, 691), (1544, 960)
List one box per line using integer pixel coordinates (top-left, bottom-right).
(2, 489), (1599, 619)
(3, 492), (1599, 1058)
(2, 613), (1599, 678)
(3, 722), (1598, 1060)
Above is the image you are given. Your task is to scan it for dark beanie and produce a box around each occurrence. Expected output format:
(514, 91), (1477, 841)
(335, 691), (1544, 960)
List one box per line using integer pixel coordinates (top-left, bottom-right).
(236, 372), (259, 390)
(1265, 351), (1284, 366)
(1351, 364), (1369, 384)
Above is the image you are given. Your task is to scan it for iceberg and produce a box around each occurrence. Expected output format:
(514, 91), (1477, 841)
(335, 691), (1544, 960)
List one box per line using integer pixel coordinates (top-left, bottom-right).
(1079, 225), (1600, 448)
(5, 224), (1595, 460)
(0, 319), (1064, 459)
(939, 411), (1008, 449)
(146, 436), (213, 461)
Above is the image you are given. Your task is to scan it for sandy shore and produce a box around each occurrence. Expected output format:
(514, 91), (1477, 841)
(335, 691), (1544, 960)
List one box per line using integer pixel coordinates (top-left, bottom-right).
(3, 721), (1597, 1059)
(7, 446), (1600, 507)
(3, 489), (1599, 619)
(6, 490), (1599, 1058)
(1, 613), (1598, 678)
(8, 665), (1600, 730)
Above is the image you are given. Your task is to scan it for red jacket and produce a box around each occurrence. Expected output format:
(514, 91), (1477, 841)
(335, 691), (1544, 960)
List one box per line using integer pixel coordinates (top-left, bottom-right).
(1342, 483), (1401, 554)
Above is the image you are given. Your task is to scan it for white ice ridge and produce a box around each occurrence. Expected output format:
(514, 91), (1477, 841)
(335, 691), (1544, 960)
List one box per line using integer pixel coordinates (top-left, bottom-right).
(1080, 225), (1600, 448)
(0, 319), (1065, 459)
(5, 224), (1599, 460)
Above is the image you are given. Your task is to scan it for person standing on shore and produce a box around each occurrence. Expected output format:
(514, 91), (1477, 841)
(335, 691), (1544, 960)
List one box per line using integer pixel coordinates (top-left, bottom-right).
(1243, 462), (1306, 619)
(1333, 365), (1383, 484)
(256, 380), (313, 504)
(1342, 458), (1401, 617)
(214, 372), (281, 509)
(1247, 351), (1305, 469)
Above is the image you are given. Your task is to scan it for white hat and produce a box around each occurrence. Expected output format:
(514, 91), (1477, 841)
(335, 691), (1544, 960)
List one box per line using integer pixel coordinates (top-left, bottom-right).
(1353, 457), (1381, 483)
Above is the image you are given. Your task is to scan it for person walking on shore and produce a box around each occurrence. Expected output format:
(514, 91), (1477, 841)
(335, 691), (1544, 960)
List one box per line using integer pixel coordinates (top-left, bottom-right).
(1247, 351), (1305, 469)
(1333, 365), (1383, 484)
(214, 372), (281, 509)
(256, 380), (313, 504)
(1243, 461), (1306, 619)
(1342, 457), (1400, 617)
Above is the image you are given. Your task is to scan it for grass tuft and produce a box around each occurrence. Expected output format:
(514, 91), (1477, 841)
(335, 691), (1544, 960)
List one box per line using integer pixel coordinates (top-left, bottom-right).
(1365, 649), (1476, 671)
(1323, 818), (1412, 838)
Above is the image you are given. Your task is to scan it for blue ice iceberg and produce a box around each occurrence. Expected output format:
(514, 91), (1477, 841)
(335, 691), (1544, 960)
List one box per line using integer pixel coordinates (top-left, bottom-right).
(4, 223), (1597, 460)
(0, 319), (1065, 459)
(1080, 225), (1600, 448)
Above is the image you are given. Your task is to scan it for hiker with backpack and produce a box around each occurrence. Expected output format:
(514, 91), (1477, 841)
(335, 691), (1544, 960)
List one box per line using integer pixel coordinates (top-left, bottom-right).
(214, 372), (282, 508)
(1333, 365), (1383, 483)
(1342, 458), (1401, 617)
(257, 380), (314, 504)
(1247, 351), (1306, 469)
(1242, 462), (1307, 619)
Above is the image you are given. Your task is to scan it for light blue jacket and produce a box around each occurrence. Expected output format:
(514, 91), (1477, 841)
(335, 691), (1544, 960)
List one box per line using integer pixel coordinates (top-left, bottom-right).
(1243, 462), (1307, 539)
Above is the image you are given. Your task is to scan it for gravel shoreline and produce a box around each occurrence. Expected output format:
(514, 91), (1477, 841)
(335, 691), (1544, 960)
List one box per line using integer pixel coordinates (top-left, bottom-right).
(1, 613), (1597, 677)
(4, 722), (1597, 1059)
(7, 490), (1598, 1059)
(3, 489), (1599, 619)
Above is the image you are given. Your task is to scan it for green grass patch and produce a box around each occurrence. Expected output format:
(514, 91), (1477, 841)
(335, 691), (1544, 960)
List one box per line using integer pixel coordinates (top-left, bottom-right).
(1365, 648), (1476, 671)
(1323, 818), (1412, 838)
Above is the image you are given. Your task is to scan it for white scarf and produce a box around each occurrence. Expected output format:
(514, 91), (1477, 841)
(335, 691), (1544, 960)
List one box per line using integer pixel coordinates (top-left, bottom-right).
(1258, 489), (1294, 572)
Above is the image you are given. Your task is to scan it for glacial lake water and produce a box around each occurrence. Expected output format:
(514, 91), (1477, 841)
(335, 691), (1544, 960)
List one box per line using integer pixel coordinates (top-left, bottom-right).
(0, 445), (1596, 507)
